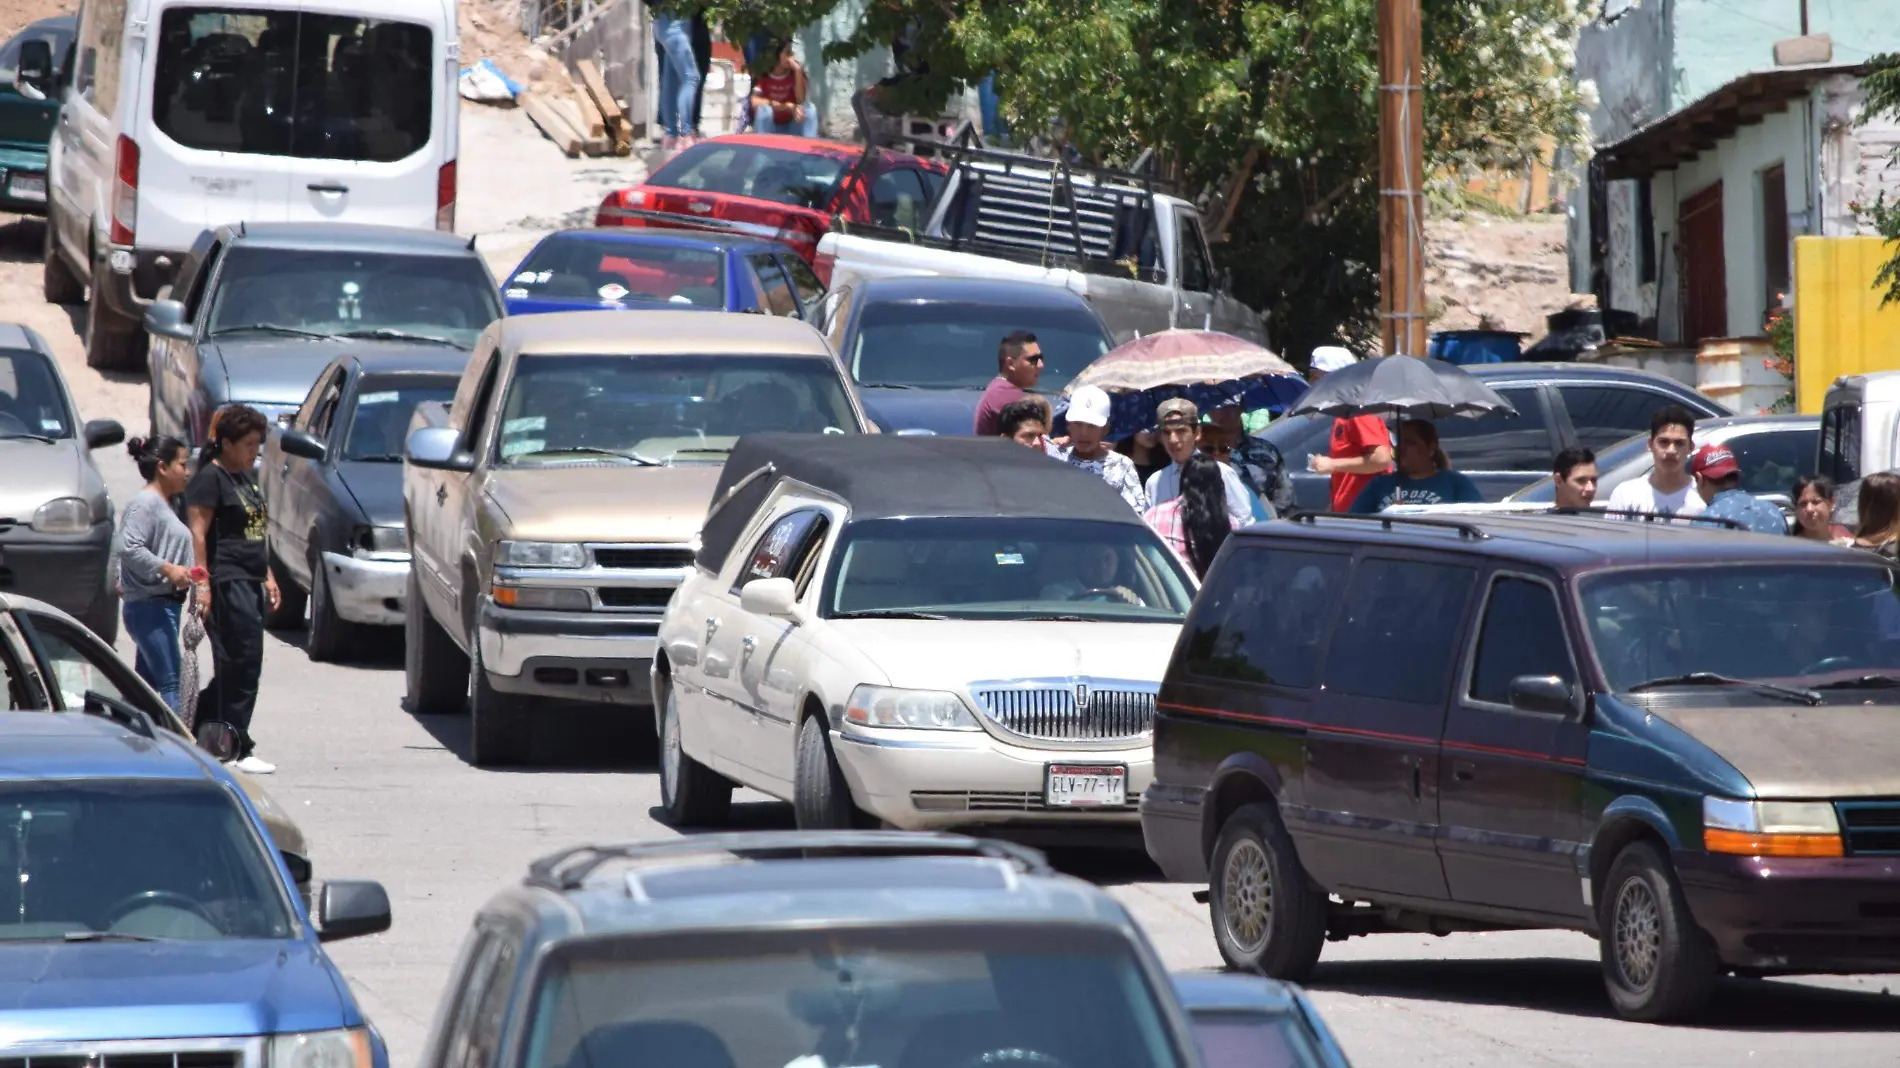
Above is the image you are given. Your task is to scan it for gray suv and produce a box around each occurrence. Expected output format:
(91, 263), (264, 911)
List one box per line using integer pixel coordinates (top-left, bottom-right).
(419, 833), (1208, 1068)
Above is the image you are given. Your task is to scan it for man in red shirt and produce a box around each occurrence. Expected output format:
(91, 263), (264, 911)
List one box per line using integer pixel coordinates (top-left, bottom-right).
(972, 330), (1043, 436)
(1303, 346), (1393, 512)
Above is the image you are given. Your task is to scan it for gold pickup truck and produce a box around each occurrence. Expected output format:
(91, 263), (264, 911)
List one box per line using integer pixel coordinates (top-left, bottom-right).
(401, 310), (871, 767)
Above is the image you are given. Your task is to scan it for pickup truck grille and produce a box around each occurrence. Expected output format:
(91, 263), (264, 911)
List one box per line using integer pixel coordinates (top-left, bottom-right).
(1837, 801), (1900, 856)
(0, 1042), (249, 1068)
(970, 679), (1156, 743)
(593, 547), (694, 569)
(598, 587), (675, 609)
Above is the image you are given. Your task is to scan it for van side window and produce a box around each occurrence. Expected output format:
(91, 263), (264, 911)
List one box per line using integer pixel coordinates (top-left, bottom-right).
(1468, 577), (1575, 707)
(1323, 558), (1476, 705)
(1181, 547), (1348, 689)
(1820, 404), (1861, 485)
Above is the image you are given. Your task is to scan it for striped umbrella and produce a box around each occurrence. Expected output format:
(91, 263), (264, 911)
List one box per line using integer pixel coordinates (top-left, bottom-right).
(1064, 330), (1300, 394)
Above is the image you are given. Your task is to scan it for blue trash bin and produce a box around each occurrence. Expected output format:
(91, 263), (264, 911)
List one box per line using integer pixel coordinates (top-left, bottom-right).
(1429, 330), (1526, 365)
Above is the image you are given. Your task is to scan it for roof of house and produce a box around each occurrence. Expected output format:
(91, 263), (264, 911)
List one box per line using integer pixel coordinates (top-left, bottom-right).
(1598, 61), (1870, 181)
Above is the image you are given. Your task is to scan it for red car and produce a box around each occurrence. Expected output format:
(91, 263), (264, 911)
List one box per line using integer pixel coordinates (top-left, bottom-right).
(594, 134), (946, 282)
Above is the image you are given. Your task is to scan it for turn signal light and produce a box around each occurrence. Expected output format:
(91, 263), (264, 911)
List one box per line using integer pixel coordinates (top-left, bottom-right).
(1703, 828), (1843, 857)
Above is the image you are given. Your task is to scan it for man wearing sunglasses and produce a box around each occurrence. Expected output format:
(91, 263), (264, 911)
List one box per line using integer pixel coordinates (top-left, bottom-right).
(973, 330), (1045, 436)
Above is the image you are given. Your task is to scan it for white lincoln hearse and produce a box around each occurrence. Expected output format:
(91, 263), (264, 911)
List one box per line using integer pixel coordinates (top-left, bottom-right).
(652, 434), (1198, 834)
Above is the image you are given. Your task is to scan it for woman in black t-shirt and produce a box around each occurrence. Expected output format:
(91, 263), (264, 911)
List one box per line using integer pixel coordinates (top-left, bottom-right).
(184, 405), (283, 774)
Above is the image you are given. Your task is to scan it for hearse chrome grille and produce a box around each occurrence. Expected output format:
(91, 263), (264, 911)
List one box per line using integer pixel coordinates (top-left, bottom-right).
(1836, 800), (1900, 856)
(969, 679), (1157, 742)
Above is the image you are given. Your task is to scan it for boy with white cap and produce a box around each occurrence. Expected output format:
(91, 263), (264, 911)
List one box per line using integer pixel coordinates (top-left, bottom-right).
(1047, 386), (1149, 512)
(1304, 345), (1394, 512)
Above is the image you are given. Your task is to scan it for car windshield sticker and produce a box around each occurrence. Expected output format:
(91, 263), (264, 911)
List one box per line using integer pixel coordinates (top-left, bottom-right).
(501, 437), (545, 458)
(996, 552), (1025, 566)
(338, 280), (362, 320)
(505, 287), (529, 298)
(39, 418), (60, 432)
(503, 416), (547, 433)
(357, 391), (399, 406)
(598, 283), (628, 301)
(513, 271), (537, 283)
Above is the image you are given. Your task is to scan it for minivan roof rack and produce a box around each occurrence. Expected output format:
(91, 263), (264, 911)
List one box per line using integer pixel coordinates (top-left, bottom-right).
(1568, 507), (1747, 531)
(525, 832), (1054, 891)
(1286, 511), (1491, 540)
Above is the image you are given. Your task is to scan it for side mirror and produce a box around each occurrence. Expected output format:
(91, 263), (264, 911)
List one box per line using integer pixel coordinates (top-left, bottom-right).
(143, 299), (192, 341)
(14, 39), (51, 100)
(316, 879), (392, 942)
(82, 419), (124, 450)
(1508, 674), (1578, 717)
(406, 426), (474, 472)
(280, 427), (327, 462)
(740, 576), (800, 619)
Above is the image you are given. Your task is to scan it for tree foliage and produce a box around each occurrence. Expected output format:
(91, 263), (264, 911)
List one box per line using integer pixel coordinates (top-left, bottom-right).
(694, 0), (1593, 361)
(1863, 52), (1900, 307)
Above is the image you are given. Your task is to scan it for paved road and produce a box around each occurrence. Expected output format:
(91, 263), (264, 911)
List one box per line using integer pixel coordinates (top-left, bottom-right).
(5, 139), (1896, 1064)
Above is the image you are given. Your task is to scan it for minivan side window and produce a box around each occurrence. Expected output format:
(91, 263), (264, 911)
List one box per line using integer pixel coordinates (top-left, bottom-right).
(151, 9), (433, 162)
(1468, 576), (1575, 707)
(1181, 547), (1349, 689)
(1323, 558), (1476, 704)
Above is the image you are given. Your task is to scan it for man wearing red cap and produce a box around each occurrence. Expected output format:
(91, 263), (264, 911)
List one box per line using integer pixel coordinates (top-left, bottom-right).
(1692, 443), (1787, 534)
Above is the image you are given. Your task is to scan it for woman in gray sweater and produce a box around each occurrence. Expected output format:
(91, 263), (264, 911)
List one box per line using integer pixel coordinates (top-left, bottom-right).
(118, 435), (194, 711)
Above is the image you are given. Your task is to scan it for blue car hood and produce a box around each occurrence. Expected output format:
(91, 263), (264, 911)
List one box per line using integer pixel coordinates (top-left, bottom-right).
(0, 939), (352, 1042)
(860, 387), (985, 437)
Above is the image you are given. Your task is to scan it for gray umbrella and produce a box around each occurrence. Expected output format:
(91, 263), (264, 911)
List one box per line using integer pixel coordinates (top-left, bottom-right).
(1286, 355), (1517, 420)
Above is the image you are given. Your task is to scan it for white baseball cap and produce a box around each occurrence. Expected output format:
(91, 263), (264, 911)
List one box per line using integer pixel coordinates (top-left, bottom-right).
(1066, 386), (1113, 427)
(1310, 346), (1358, 374)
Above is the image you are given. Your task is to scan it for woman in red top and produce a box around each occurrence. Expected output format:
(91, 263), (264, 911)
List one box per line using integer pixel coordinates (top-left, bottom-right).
(750, 39), (817, 137)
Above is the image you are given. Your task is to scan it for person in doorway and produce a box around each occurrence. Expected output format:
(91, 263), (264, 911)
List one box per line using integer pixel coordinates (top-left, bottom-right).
(1144, 453), (1235, 579)
(1145, 398), (1262, 526)
(996, 397), (1049, 448)
(1605, 405), (1704, 518)
(1348, 419), (1482, 512)
(1791, 474), (1852, 543)
(118, 435), (194, 713)
(1303, 346), (1394, 512)
(750, 38), (817, 137)
(1047, 386), (1148, 512)
(1551, 446), (1599, 510)
(185, 405), (282, 774)
(973, 330), (1042, 436)
(649, 3), (701, 150)
(1691, 444), (1787, 534)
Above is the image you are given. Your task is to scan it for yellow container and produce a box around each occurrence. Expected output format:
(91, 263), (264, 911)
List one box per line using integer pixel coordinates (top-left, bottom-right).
(1793, 235), (1900, 413)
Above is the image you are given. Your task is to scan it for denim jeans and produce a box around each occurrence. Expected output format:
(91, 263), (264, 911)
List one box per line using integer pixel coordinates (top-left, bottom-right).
(752, 102), (818, 138)
(123, 596), (182, 714)
(654, 13), (700, 137)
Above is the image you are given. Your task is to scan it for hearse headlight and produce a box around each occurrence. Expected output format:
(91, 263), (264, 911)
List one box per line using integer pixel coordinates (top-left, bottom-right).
(844, 685), (980, 730)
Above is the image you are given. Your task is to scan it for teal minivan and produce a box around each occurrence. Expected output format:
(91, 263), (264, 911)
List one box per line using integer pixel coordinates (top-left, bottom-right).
(0, 15), (73, 215)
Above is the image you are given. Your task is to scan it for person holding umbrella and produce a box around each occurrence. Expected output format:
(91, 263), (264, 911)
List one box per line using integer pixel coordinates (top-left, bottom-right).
(1303, 346), (1394, 512)
(1348, 419), (1482, 513)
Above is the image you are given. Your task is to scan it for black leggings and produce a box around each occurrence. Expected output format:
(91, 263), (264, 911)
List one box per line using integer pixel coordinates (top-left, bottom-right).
(203, 579), (264, 757)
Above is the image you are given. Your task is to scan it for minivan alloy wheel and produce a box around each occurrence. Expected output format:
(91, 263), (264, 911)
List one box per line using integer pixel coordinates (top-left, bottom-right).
(1613, 878), (1663, 991)
(1221, 838), (1272, 954)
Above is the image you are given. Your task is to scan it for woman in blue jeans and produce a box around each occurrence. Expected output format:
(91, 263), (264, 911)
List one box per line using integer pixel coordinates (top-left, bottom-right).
(117, 435), (194, 712)
(653, 8), (701, 148)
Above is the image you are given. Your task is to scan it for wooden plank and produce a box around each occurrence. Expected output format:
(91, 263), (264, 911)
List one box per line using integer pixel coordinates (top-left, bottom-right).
(549, 97), (603, 142)
(574, 59), (626, 125)
(520, 92), (584, 156)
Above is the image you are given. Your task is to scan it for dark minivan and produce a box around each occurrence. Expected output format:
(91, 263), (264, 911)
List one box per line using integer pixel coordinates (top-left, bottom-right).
(1141, 511), (1900, 1021)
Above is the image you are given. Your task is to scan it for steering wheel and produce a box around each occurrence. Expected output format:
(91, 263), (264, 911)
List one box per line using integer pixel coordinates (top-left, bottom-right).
(100, 889), (220, 929)
(956, 1051), (1068, 1068)
(1076, 586), (1142, 606)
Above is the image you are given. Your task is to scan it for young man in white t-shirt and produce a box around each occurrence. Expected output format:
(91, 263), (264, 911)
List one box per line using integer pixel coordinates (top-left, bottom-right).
(1605, 405), (1705, 518)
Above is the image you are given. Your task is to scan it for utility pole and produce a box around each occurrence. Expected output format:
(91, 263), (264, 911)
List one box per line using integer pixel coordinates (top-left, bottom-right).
(1377, 0), (1428, 356)
(1800, 0), (1809, 36)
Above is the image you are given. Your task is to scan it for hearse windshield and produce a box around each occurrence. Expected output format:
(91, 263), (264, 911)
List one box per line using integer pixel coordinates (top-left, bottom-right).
(1581, 563), (1900, 691)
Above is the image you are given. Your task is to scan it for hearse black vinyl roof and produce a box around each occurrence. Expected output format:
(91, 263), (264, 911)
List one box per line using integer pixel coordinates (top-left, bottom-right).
(698, 434), (1143, 573)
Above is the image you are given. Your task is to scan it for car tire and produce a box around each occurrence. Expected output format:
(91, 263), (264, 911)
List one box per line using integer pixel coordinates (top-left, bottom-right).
(1599, 841), (1718, 1022)
(468, 626), (532, 767)
(1209, 802), (1328, 980)
(404, 569), (467, 715)
(658, 686), (732, 827)
(41, 214), (82, 304)
(794, 713), (861, 829)
(264, 544), (307, 629)
(304, 549), (355, 663)
(84, 259), (147, 372)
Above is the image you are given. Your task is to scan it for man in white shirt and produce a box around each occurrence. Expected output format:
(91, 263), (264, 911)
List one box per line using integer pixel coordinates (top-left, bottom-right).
(1144, 398), (1263, 526)
(1046, 386), (1148, 512)
(1604, 405), (1706, 518)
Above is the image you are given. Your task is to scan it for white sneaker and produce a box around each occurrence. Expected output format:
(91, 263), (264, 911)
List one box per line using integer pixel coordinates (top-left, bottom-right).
(231, 755), (276, 775)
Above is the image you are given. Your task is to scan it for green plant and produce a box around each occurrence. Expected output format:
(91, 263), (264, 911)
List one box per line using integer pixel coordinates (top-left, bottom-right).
(1764, 296), (1794, 414)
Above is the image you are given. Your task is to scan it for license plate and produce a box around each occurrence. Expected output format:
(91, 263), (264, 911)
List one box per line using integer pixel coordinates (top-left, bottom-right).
(9, 174), (45, 201)
(1044, 764), (1127, 807)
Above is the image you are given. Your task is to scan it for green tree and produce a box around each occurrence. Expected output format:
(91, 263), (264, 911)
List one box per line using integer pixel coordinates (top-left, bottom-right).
(697, 0), (1593, 361)
(1862, 52), (1900, 306)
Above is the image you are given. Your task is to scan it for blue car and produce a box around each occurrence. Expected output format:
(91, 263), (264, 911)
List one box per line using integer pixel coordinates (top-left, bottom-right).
(1171, 972), (1354, 1068)
(499, 229), (827, 319)
(0, 704), (392, 1061)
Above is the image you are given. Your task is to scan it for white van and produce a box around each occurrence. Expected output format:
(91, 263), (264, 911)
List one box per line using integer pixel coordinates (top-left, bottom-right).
(44, 0), (459, 370)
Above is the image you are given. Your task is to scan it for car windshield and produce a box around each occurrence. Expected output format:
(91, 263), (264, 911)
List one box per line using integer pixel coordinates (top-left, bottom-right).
(0, 780), (294, 942)
(0, 348), (73, 439)
(648, 141), (847, 209)
(824, 518), (1194, 623)
(345, 377), (456, 460)
(496, 354), (860, 466)
(508, 237), (726, 307)
(522, 924), (1186, 1068)
(1582, 563), (1900, 690)
(848, 302), (1112, 392)
(207, 246), (501, 348)
(1185, 1011), (1324, 1068)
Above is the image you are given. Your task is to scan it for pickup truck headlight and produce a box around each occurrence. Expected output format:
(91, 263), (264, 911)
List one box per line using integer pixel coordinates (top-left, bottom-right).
(269, 1027), (373, 1068)
(352, 525), (409, 558)
(1702, 797), (1842, 857)
(496, 540), (586, 568)
(32, 497), (94, 533)
(844, 685), (980, 730)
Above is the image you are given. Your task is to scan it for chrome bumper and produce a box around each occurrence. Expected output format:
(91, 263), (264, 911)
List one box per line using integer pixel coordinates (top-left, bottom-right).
(319, 551), (408, 626)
